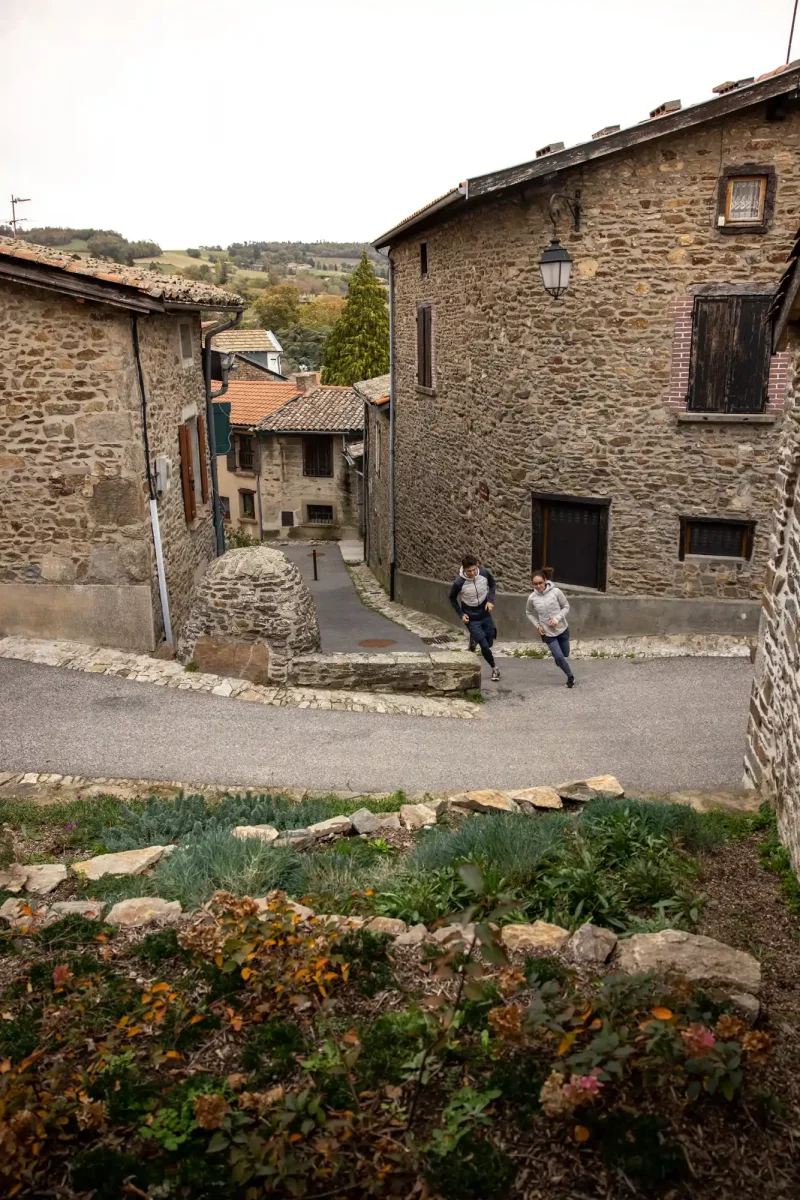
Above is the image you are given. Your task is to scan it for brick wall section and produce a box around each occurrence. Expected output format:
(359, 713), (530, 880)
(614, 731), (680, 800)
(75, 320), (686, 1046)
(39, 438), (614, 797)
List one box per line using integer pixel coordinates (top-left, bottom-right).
(387, 106), (800, 602)
(745, 333), (800, 871)
(0, 281), (213, 645)
(665, 298), (695, 413)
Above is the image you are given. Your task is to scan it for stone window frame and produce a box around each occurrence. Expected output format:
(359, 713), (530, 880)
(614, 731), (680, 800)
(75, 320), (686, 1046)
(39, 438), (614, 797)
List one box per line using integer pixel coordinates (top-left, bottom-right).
(305, 502), (335, 525)
(716, 164), (777, 235)
(238, 489), (257, 522)
(178, 320), (195, 368)
(416, 301), (436, 396)
(666, 284), (789, 421)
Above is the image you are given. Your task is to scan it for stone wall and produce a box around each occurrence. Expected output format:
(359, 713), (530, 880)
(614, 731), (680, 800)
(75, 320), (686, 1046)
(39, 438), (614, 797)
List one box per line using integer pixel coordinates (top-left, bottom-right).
(745, 329), (800, 871)
(217, 432), (360, 537)
(365, 402), (391, 590)
(287, 650), (479, 695)
(384, 105), (800, 632)
(0, 281), (213, 650)
(178, 546), (320, 683)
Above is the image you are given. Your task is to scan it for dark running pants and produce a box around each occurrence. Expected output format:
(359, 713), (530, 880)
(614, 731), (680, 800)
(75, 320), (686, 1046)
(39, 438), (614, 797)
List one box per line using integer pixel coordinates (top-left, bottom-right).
(542, 629), (572, 678)
(465, 611), (496, 668)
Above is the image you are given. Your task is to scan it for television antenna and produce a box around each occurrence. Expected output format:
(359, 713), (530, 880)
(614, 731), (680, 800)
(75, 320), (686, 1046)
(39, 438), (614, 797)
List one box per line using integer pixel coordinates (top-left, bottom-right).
(7, 195), (31, 236)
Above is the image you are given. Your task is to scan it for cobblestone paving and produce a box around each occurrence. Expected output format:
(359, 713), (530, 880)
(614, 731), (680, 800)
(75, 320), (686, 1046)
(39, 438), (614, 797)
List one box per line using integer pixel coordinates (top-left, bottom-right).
(0, 636), (479, 721)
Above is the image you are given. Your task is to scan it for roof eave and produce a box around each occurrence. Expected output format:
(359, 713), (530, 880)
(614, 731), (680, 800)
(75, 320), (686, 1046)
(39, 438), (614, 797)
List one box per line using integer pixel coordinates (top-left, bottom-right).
(258, 426), (363, 435)
(165, 300), (244, 313)
(373, 188), (464, 249)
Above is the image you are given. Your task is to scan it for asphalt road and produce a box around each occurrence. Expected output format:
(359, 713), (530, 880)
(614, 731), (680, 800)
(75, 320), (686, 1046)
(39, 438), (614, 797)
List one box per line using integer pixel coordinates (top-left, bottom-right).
(0, 656), (750, 794)
(280, 545), (428, 653)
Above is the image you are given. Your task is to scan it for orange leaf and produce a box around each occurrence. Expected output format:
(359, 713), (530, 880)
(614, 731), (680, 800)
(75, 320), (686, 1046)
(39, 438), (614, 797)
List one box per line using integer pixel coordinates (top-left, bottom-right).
(557, 1031), (578, 1056)
(343, 1029), (360, 1046)
(165, 1051), (182, 1059)
(189, 1014), (206, 1026)
(650, 1006), (673, 1021)
(0, 1058), (11, 1074)
(574, 1125), (590, 1143)
(141, 993), (151, 1005)
(241, 967), (253, 981)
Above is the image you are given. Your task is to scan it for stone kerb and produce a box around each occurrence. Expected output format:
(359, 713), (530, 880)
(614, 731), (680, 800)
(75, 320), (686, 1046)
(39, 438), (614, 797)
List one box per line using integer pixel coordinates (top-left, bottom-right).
(177, 547), (320, 685)
(287, 650), (480, 696)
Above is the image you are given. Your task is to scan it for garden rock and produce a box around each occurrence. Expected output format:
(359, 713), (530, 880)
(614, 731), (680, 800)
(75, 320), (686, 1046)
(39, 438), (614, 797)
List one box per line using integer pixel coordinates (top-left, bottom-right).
(449, 790), (519, 815)
(48, 900), (106, 920)
(614, 930), (761, 996)
(307, 816), (354, 839)
(0, 863), (29, 893)
(375, 812), (401, 830)
(395, 923), (428, 947)
(24, 864), (68, 894)
(106, 897), (182, 928)
(365, 916), (407, 936)
(274, 829), (313, 849)
(501, 921), (570, 953)
(320, 915), (365, 931)
(430, 923), (476, 946)
(73, 846), (171, 881)
(506, 786), (563, 810)
(567, 922), (618, 965)
(255, 895), (314, 922)
(400, 803), (438, 831)
(422, 797), (448, 817)
(232, 825), (280, 844)
(350, 807), (383, 835)
(728, 992), (760, 1024)
(0, 897), (27, 922)
(556, 775), (625, 802)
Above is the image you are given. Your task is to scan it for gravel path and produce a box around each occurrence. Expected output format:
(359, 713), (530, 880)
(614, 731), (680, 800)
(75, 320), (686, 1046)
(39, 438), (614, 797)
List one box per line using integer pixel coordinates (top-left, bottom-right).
(0, 655), (750, 794)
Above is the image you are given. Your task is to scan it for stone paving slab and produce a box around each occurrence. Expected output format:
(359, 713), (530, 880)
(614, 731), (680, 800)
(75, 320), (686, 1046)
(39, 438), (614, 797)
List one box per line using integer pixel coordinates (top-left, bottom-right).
(0, 636), (479, 721)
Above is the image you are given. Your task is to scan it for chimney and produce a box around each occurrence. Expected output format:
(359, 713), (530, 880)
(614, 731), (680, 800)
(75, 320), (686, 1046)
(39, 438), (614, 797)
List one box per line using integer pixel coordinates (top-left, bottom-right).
(649, 99), (681, 119)
(536, 141), (565, 158)
(712, 77), (754, 94)
(592, 124), (620, 139)
(293, 371), (321, 393)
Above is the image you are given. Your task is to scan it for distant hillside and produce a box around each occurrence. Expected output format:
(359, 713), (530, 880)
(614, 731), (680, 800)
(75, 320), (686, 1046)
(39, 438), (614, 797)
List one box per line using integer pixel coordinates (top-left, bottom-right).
(0, 226), (161, 265)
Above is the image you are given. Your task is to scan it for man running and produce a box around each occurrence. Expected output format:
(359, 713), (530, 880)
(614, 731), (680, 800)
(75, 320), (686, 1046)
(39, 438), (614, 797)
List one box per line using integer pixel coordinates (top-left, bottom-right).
(449, 554), (500, 682)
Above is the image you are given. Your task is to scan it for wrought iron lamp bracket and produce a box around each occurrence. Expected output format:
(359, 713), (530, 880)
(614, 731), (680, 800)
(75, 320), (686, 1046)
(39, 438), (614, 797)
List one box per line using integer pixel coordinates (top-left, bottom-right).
(549, 190), (581, 232)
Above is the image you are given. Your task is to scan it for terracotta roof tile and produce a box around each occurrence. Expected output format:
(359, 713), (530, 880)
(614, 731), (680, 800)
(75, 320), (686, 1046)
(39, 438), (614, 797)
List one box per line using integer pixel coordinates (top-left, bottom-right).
(214, 379), (299, 426)
(259, 386), (363, 433)
(0, 236), (243, 308)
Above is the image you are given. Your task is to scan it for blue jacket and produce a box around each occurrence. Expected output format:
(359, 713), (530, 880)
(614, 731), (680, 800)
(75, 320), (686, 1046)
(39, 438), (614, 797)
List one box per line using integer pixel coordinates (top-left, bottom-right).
(449, 567), (497, 616)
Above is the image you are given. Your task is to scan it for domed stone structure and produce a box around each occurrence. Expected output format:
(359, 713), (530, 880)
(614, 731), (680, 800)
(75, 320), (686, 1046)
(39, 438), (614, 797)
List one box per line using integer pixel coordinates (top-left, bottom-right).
(178, 547), (320, 684)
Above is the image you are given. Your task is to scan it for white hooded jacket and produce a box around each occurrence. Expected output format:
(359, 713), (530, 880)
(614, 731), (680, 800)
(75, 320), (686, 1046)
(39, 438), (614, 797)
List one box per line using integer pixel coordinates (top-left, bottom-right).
(525, 581), (570, 636)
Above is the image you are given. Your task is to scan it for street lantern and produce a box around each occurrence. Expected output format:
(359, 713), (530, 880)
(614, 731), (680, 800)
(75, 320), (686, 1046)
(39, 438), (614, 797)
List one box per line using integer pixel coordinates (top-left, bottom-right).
(538, 238), (573, 299)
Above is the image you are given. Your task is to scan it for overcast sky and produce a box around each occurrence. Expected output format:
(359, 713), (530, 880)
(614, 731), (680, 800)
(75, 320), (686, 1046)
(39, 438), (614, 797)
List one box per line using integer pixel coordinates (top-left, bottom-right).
(1, 0), (797, 248)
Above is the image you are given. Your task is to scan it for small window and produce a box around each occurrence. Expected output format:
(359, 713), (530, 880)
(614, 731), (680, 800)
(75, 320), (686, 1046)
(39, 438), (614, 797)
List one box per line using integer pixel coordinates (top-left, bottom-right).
(680, 518), (754, 561)
(239, 490), (256, 521)
(281, 510), (295, 527)
(179, 322), (194, 365)
(725, 176), (767, 224)
(239, 435), (254, 470)
(417, 304), (433, 389)
(532, 493), (610, 590)
(303, 435), (333, 477)
(307, 504), (334, 524)
(178, 415), (209, 523)
(420, 241), (428, 276)
(220, 496), (231, 521)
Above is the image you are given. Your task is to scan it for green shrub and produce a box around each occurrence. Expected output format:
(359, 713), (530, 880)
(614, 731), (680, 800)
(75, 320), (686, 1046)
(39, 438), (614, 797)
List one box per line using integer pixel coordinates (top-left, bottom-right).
(357, 1009), (432, 1085)
(149, 829), (307, 910)
(35, 913), (113, 949)
(241, 1018), (306, 1082)
(336, 928), (395, 996)
(424, 1139), (516, 1199)
(756, 802), (800, 913)
(488, 1054), (546, 1126)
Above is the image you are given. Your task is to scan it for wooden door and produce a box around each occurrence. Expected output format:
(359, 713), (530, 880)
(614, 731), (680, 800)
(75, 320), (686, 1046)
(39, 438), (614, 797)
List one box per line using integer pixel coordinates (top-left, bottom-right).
(532, 494), (609, 590)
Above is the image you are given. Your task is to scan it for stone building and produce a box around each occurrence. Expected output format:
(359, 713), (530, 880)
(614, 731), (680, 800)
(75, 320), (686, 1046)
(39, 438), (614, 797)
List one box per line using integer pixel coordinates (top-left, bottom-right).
(0, 236), (243, 650)
(745, 232), (800, 871)
(372, 63), (800, 638)
(355, 374), (391, 589)
(206, 326), (285, 380)
(216, 373), (363, 539)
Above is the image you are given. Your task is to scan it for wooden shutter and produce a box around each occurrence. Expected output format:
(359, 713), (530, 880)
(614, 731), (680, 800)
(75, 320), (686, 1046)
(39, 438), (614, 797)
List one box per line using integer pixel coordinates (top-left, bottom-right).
(226, 437), (236, 472)
(417, 305), (432, 388)
(178, 423), (196, 522)
(197, 414), (209, 503)
(250, 436), (261, 474)
(688, 296), (771, 413)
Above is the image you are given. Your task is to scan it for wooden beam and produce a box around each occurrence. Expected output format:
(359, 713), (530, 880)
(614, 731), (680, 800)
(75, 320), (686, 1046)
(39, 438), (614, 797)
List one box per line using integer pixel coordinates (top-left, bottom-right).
(772, 258), (800, 351)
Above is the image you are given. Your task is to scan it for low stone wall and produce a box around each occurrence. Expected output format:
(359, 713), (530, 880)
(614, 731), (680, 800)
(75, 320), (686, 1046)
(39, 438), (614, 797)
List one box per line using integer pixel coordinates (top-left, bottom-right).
(178, 546), (320, 684)
(287, 650), (479, 695)
(395, 570), (761, 639)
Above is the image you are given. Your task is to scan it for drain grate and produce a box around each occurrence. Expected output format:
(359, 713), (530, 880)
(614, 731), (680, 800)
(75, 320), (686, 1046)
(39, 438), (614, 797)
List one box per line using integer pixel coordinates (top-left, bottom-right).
(421, 634), (458, 645)
(359, 638), (397, 648)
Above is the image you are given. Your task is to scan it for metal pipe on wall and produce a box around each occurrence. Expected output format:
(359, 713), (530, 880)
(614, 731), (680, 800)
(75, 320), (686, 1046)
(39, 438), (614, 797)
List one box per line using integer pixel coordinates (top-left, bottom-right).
(387, 249), (396, 598)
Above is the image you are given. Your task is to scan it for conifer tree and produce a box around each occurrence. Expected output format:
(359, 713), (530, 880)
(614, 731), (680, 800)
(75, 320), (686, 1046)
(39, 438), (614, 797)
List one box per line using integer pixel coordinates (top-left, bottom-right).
(321, 252), (389, 385)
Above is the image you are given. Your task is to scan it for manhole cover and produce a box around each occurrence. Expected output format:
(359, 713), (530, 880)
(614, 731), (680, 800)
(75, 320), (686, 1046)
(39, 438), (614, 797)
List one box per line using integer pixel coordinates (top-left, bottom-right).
(358, 638), (397, 648)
